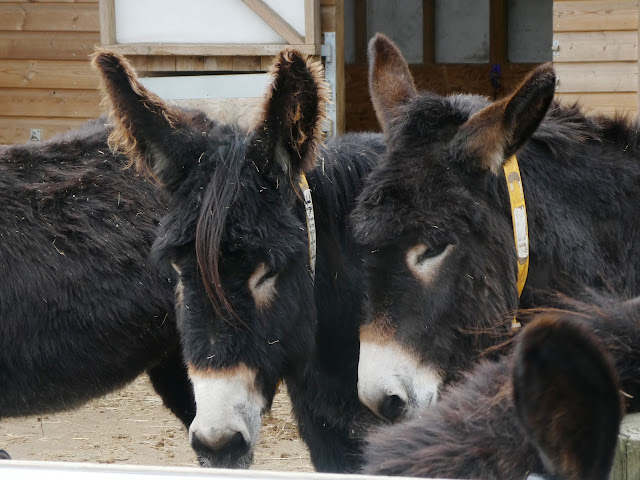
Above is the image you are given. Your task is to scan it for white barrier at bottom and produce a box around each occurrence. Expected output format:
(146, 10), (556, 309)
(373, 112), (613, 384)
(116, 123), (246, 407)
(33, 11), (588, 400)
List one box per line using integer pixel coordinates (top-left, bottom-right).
(0, 460), (411, 480)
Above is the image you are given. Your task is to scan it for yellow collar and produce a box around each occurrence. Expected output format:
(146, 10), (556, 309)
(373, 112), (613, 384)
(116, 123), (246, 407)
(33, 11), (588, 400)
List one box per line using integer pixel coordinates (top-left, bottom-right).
(503, 155), (529, 330)
(298, 173), (317, 281)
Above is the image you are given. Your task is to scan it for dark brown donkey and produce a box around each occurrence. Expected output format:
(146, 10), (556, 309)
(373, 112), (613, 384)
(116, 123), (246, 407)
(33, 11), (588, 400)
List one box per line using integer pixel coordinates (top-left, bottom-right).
(94, 49), (384, 471)
(0, 120), (195, 440)
(352, 33), (640, 422)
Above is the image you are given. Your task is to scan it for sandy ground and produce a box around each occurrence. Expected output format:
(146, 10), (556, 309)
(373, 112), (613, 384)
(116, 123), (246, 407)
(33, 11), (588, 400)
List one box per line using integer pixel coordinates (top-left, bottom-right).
(0, 375), (313, 472)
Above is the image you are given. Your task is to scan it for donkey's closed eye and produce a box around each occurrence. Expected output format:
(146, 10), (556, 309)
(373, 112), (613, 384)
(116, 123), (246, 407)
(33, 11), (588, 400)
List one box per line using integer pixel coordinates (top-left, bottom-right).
(248, 263), (278, 310)
(406, 244), (453, 285)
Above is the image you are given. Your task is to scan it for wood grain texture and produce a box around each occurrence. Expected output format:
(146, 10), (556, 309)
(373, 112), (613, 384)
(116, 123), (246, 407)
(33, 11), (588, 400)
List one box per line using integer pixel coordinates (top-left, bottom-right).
(553, 1), (638, 32)
(0, 59), (98, 89)
(555, 62), (638, 93)
(553, 31), (637, 62)
(0, 31), (98, 60)
(101, 43), (320, 56)
(0, 3), (98, 32)
(0, 88), (102, 118)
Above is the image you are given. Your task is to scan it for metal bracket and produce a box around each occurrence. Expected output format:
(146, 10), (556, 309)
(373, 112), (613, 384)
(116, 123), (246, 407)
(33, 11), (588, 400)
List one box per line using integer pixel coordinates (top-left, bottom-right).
(321, 32), (337, 136)
(552, 40), (560, 57)
(29, 129), (41, 142)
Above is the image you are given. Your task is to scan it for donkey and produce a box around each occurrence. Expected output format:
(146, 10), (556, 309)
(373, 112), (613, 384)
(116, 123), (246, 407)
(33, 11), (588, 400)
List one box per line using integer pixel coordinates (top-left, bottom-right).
(362, 295), (633, 480)
(0, 121), (195, 428)
(351, 33), (640, 421)
(93, 49), (384, 471)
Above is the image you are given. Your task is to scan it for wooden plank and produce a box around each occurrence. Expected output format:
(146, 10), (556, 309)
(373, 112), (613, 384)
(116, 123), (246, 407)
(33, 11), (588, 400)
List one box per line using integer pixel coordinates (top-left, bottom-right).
(335, 0), (344, 134)
(232, 56), (262, 71)
(204, 56), (233, 71)
(556, 92), (638, 116)
(99, 0), (115, 44)
(0, 88), (102, 118)
(305, 0), (320, 46)
(611, 413), (640, 480)
(260, 55), (275, 70)
(0, 60), (98, 89)
(241, 0), (304, 45)
(423, 0), (435, 64)
(0, 116), (93, 145)
(553, 1), (638, 32)
(175, 56), (205, 72)
(102, 43), (320, 56)
(0, 4), (98, 32)
(321, 4), (336, 32)
(555, 62), (638, 93)
(146, 56), (176, 72)
(553, 31), (637, 62)
(489, 0), (507, 64)
(0, 31), (98, 60)
(354, 0), (367, 64)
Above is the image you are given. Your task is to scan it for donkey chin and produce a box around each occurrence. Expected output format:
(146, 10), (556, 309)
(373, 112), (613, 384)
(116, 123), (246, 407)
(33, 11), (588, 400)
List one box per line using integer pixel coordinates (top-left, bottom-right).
(188, 366), (266, 468)
(358, 340), (442, 422)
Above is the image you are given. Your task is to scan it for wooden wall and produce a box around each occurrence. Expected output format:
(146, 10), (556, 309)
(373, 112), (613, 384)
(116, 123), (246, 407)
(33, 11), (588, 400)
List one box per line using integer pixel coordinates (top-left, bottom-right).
(0, 0), (341, 144)
(0, 0), (101, 144)
(553, 1), (639, 117)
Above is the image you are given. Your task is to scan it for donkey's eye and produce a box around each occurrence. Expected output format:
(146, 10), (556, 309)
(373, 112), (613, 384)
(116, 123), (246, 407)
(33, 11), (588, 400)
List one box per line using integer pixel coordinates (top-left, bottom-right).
(406, 243), (453, 285)
(249, 263), (279, 309)
(416, 244), (448, 264)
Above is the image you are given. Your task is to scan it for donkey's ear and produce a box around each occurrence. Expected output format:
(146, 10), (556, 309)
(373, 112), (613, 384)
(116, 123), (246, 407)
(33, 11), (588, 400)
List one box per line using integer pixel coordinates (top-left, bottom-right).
(513, 314), (623, 480)
(454, 63), (555, 173)
(251, 49), (327, 184)
(368, 33), (417, 136)
(92, 49), (207, 193)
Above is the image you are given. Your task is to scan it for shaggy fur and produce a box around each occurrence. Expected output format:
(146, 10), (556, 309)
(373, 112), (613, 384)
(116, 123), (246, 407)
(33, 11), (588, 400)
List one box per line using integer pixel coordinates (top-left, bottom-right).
(94, 50), (385, 471)
(0, 120), (195, 427)
(352, 33), (640, 397)
(363, 294), (631, 480)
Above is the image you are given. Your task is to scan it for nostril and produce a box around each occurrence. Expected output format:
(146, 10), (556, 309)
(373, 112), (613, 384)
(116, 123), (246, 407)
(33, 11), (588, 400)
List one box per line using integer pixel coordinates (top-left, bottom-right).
(191, 430), (250, 457)
(226, 431), (249, 456)
(379, 394), (407, 421)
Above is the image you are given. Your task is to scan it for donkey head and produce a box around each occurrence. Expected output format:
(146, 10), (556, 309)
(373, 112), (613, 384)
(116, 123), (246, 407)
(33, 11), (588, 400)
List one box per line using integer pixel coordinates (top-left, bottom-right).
(352, 34), (556, 421)
(93, 49), (326, 467)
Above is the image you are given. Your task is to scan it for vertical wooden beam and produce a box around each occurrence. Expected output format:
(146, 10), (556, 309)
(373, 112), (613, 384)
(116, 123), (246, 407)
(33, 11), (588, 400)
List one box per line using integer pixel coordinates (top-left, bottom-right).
(423, 0), (435, 64)
(354, 0), (367, 64)
(98, 0), (116, 45)
(336, 0), (345, 134)
(305, 0), (321, 47)
(489, 0), (507, 64)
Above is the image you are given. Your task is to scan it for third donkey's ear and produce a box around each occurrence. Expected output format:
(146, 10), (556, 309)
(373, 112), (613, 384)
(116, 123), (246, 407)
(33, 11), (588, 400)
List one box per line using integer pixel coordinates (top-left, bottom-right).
(92, 49), (208, 194)
(250, 49), (328, 185)
(512, 313), (623, 480)
(453, 63), (556, 173)
(368, 33), (417, 137)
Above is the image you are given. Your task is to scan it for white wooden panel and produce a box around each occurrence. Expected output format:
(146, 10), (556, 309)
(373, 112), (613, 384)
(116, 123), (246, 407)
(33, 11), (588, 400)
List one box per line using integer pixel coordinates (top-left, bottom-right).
(115, 0), (304, 44)
(139, 74), (271, 100)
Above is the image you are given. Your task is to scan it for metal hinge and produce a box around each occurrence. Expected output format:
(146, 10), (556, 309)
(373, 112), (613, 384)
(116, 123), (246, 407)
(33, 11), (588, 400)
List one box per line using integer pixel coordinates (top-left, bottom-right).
(321, 32), (337, 136)
(552, 40), (560, 57)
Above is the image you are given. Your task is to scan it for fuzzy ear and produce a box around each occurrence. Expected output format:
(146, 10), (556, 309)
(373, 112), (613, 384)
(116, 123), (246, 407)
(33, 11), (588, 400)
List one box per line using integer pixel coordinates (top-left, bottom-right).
(453, 63), (556, 173)
(368, 33), (417, 136)
(92, 49), (207, 193)
(250, 49), (327, 184)
(513, 314), (623, 480)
